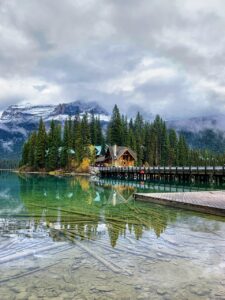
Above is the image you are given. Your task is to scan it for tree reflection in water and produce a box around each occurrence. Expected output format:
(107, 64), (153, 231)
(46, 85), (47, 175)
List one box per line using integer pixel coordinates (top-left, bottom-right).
(18, 175), (178, 247)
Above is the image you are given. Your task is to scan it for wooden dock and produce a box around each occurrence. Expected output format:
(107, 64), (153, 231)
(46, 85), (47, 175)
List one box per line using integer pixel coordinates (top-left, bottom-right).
(99, 166), (225, 184)
(133, 191), (225, 216)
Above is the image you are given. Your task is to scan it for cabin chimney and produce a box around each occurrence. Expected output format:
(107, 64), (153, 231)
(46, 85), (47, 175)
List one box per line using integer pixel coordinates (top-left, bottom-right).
(113, 144), (117, 159)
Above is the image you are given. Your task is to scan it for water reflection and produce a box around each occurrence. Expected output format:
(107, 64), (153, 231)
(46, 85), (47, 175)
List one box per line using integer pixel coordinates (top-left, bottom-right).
(1, 172), (225, 299)
(15, 175), (181, 247)
(1, 172), (224, 248)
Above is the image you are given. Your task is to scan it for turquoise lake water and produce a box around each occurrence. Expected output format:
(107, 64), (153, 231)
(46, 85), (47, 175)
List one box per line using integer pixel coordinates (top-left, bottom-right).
(0, 171), (225, 299)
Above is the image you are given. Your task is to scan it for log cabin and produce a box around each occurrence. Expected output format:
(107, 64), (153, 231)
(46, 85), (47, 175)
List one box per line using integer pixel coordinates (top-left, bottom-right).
(95, 145), (137, 167)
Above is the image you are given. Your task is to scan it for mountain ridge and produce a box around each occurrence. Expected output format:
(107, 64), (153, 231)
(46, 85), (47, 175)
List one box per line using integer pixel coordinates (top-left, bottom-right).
(0, 100), (110, 159)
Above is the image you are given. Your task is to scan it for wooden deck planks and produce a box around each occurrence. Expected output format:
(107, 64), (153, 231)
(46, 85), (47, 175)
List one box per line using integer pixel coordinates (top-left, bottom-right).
(133, 191), (225, 216)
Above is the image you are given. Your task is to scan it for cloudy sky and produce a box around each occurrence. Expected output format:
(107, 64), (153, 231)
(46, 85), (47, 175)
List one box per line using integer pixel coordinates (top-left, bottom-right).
(0, 0), (225, 119)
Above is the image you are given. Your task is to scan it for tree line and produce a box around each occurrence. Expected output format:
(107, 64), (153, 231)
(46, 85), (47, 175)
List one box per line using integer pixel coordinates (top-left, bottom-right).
(106, 105), (225, 166)
(20, 114), (104, 171)
(0, 159), (19, 170)
(20, 104), (225, 171)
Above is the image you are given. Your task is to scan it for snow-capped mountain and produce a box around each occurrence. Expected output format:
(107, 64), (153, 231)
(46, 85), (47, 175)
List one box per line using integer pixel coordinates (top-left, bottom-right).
(0, 101), (110, 159)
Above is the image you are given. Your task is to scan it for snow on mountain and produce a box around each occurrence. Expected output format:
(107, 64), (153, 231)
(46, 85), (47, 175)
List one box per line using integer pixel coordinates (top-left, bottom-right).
(1, 104), (55, 124)
(1, 140), (14, 152)
(1, 101), (110, 125)
(0, 100), (110, 159)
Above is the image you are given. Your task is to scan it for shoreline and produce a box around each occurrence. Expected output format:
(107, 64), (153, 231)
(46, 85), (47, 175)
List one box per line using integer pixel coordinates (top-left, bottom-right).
(0, 169), (91, 177)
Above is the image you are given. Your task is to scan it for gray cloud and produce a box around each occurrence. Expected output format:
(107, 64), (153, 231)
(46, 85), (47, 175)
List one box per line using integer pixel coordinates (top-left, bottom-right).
(0, 0), (225, 119)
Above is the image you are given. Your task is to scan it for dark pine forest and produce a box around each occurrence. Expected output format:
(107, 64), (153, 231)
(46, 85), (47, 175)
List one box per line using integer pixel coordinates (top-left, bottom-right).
(19, 105), (225, 172)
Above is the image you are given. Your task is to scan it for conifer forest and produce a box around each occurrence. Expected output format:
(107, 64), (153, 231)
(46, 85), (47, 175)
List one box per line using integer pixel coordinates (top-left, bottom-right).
(20, 105), (225, 172)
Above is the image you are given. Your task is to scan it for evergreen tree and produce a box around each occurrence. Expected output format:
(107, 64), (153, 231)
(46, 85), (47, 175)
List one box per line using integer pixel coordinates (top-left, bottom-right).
(96, 117), (103, 145)
(128, 127), (136, 153)
(100, 136), (106, 155)
(121, 115), (129, 146)
(144, 124), (154, 165)
(21, 141), (30, 167)
(47, 120), (59, 171)
(160, 123), (169, 166)
(28, 132), (37, 167)
(177, 135), (189, 166)
(73, 118), (83, 164)
(168, 129), (178, 166)
(107, 105), (123, 145)
(35, 118), (47, 169)
(61, 120), (69, 168)
(90, 114), (97, 145)
(81, 113), (91, 157)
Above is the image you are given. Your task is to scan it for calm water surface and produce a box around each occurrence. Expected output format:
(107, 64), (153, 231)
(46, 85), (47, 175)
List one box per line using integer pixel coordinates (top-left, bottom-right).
(0, 171), (225, 300)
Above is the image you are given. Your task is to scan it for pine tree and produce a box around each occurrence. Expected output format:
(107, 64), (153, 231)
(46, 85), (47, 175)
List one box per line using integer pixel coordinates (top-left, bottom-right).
(100, 136), (106, 155)
(74, 120), (83, 163)
(35, 118), (47, 169)
(128, 127), (136, 153)
(161, 123), (170, 166)
(61, 120), (69, 168)
(168, 129), (177, 165)
(177, 135), (189, 166)
(68, 117), (73, 149)
(107, 105), (123, 145)
(81, 113), (91, 157)
(144, 124), (157, 166)
(47, 120), (59, 171)
(96, 117), (103, 145)
(28, 132), (37, 167)
(121, 115), (129, 146)
(21, 141), (30, 167)
(90, 114), (97, 145)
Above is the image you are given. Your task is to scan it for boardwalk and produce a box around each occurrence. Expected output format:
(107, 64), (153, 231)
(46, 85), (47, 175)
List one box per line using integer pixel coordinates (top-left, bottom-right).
(133, 191), (225, 216)
(99, 166), (225, 184)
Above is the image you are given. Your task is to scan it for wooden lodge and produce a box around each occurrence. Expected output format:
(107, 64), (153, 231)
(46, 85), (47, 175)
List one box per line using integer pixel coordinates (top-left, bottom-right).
(95, 145), (137, 167)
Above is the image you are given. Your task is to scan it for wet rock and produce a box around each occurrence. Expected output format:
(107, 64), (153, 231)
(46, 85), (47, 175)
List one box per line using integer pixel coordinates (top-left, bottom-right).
(128, 264), (135, 268)
(156, 288), (167, 296)
(156, 252), (163, 257)
(44, 288), (60, 298)
(65, 284), (75, 292)
(95, 286), (114, 292)
(137, 292), (151, 299)
(16, 292), (30, 300)
(63, 274), (72, 283)
(10, 287), (21, 293)
(135, 285), (142, 290)
(81, 259), (88, 264)
(59, 292), (75, 299)
(190, 285), (211, 296)
(71, 265), (80, 271)
(215, 290), (225, 297)
(28, 295), (40, 300)
(96, 274), (107, 279)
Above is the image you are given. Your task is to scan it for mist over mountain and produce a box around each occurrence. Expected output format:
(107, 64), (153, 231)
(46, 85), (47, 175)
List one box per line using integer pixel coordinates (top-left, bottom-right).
(167, 114), (225, 133)
(167, 115), (225, 154)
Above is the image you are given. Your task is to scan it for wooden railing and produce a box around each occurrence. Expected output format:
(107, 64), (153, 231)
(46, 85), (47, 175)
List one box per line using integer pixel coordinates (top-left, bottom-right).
(99, 166), (225, 173)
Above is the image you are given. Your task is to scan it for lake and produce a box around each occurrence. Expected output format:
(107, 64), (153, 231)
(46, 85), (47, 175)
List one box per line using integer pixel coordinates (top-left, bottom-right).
(0, 171), (225, 299)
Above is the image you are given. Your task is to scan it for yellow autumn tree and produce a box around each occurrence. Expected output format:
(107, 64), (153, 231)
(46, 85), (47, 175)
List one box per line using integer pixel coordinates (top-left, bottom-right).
(76, 157), (90, 173)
